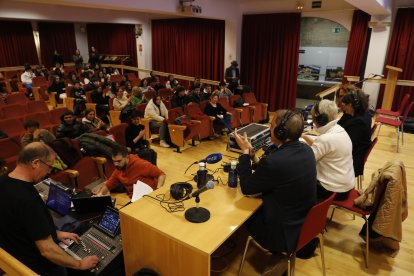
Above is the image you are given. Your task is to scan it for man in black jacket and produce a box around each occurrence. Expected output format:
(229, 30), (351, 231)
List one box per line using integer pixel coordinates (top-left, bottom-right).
(56, 111), (87, 139)
(234, 110), (317, 254)
(224, 60), (240, 92)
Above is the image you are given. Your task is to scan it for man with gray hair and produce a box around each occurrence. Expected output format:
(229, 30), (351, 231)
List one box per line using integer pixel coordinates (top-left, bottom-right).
(0, 142), (99, 275)
(302, 99), (354, 200)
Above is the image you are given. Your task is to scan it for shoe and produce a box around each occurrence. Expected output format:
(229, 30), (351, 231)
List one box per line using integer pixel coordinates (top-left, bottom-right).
(160, 140), (170, 148)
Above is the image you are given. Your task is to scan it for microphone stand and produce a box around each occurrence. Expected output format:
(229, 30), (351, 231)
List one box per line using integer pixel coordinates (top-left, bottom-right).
(184, 195), (210, 223)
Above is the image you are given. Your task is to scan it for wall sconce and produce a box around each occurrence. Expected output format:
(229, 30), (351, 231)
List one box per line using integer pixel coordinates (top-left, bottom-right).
(135, 24), (143, 38)
(296, 1), (304, 11)
(139, 44), (143, 52)
(80, 25), (86, 33)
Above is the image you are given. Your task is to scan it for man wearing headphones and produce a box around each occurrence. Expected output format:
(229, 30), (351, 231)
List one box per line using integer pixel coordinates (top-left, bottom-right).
(301, 99), (354, 200)
(234, 110), (317, 256)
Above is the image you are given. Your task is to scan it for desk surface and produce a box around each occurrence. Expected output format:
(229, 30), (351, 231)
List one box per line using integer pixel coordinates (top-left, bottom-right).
(120, 182), (262, 255)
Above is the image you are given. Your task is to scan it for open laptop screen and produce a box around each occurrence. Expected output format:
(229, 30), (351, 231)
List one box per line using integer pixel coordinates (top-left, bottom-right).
(46, 184), (72, 215)
(97, 207), (120, 237)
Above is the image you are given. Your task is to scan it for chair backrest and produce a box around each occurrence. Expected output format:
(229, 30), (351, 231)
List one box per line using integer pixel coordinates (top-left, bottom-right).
(109, 97), (114, 110)
(85, 90), (94, 103)
(229, 94), (242, 107)
(0, 137), (21, 160)
(26, 100), (49, 114)
(243, 92), (258, 105)
(144, 90), (155, 100)
(401, 101), (414, 123)
(397, 93), (411, 114)
(110, 75), (123, 82)
(136, 103), (148, 117)
(49, 107), (69, 125)
(364, 137), (378, 164)
(168, 107), (185, 123)
(24, 112), (51, 128)
(6, 93), (28, 105)
(65, 86), (73, 97)
(0, 118), (25, 137)
(1, 104), (27, 119)
(0, 247), (37, 276)
(295, 193), (336, 252)
(32, 76), (47, 87)
(109, 123), (128, 146)
(127, 72), (137, 80)
(199, 100), (209, 113)
(158, 88), (173, 100)
(185, 103), (203, 116)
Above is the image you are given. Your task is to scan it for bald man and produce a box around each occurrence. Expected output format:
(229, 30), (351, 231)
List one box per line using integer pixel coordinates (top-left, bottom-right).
(0, 142), (99, 275)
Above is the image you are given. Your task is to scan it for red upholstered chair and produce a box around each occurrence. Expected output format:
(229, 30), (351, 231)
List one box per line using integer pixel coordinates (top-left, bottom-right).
(23, 112), (54, 132)
(32, 76), (47, 87)
(219, 97), (241, 128)
(356, 137), (378, 190)
(0, 118), (25, 140)
(109, 123), (128, 146)
(329, 183), (387, 268)
(229, 95), (252, 126)
(144, 89), (155, 101)
(127, 72), (137, 81)
(110, 75), (123, 83)
(376, 93), (410, 119)
(6, 92), (28, 105)
(375, 101), (414, 152)
(0, 138), (22, 171)
(239, 193), (336, 276)
(49, 107), (70, 125)
(185, 103), (214, 139)
(243, 92), (268, 123)
(1, 104), (27, 119)
(158, 88), (173, 101)
(167, 107), (201, 153)
(26, 100), (49, 114)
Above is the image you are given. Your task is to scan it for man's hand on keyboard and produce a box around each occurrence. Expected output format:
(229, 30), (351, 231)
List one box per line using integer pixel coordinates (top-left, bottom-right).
(79, 255), (100, 270)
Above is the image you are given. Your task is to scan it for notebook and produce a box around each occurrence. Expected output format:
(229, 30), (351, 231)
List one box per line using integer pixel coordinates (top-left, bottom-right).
(72, 192), (113, 214)
(46, 183), (72, 216)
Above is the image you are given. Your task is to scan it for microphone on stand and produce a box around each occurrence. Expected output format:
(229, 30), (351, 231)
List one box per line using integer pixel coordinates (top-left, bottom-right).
(183, 153), (223, 183)
(185, 181), (215, 223)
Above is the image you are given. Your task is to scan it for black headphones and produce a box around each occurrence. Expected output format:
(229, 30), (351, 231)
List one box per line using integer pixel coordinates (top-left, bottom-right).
(274, 110), (295, 141)
(170, 182), (193, 200)
(313, 102), (329, 126)
(350, 90), (361, 110)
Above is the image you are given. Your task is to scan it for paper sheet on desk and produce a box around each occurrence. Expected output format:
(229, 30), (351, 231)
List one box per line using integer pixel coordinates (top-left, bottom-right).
(131, 180), (153, 202)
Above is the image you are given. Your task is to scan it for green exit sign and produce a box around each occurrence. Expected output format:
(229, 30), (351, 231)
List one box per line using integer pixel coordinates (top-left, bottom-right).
(333, 27), (341, 33)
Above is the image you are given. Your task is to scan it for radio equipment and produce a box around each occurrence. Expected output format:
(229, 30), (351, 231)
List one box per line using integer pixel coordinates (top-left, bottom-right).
(228, 123), (271, 153)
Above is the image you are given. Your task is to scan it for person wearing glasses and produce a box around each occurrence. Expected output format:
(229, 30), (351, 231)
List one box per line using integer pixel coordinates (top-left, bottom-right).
(0, 142), (99, 275)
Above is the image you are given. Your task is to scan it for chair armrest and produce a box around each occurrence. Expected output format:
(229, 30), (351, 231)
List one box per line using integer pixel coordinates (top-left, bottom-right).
(0, 248), (37, 276)
(65, 169), (79, 179)
(32, 86), (41, 101)
(140, 118), (151, 140)
(208, 116), (215, 121)
(190, 120), (201, 124)
(85, 103), (97, 112)
(92, 156), (107, 165)
(168, 124), (187, 148)
(248, 105), (256, 110)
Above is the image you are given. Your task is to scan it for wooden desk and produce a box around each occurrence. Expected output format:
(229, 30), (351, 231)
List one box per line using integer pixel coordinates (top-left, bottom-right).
(120, 183), (262, 276)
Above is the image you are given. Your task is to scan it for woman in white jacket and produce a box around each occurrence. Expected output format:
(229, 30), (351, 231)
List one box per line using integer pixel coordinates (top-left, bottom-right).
(144, 95), (170, 148)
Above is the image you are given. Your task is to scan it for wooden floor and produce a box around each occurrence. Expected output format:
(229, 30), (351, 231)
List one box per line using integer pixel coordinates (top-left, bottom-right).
(145, 121), (414, 276)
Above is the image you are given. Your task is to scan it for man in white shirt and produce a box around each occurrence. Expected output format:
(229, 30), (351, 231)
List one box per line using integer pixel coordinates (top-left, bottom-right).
(301, 99), (355, 200)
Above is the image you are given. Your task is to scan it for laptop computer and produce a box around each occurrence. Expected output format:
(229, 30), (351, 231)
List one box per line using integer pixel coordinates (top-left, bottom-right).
(72, 192), (113, 214)
(46, 183), (72, 216)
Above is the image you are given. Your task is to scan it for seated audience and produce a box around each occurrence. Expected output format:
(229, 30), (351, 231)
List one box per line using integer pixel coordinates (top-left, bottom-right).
(0, 142), (99, 275)
(97, 71), (109, 88)
(67, 71), (81, 86)
(171, 86), (189, 108)
(33, 65), (49, 80)
(73, 49), (83, 72)
(84, 78), (100, 92)
(82, 109), (107, 132)
(188, 84), (202, 104)
(218, 81), (233, 98)
(21, 120), (56, 147)
(20, 63), (35, 97)
(56, 111), (87, 139)
(189, 76), (202, 91)
(301, 99), (354, 200)
(139, 78), (152, 94)
(113, 87), (131, 111)
(131, 86), (147, 106)
(147, 71), (158, 84)
(204, 92), (233, 133)
(234, 109), (317, 255)
(201, 84), (213, 101)
(165, 74), (179, 90)
(144, 95), (170, 148)
(338, 88), (371, 176)
(90, 86), (110, 122)
(53, 62), (65, 80)
(94, 145), (166, 197)
(70, 81), (86, 115)
(48, 75), (66, 100)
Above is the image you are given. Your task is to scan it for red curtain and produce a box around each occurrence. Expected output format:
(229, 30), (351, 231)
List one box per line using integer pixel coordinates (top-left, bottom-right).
(0, 21), (38, 67)
(38, 22), (77, 68)
(377, 8), (414, 113)
(343, 10), (371, 81)
(87, 24), (138, 67)
(241, 13), (301, 111)
(152, 18), (224, 81)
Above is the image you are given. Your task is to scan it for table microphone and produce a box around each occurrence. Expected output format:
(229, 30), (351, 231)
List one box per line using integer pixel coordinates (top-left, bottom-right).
(185, 180), (215, 223)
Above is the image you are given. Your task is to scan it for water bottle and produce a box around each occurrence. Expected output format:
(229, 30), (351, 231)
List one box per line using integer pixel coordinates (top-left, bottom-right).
(228, 161), (238, 188)
(196, 162), (207, 188)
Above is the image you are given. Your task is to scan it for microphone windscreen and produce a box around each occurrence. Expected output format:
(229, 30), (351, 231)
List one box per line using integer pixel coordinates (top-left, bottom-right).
(205, 153), (222, 164)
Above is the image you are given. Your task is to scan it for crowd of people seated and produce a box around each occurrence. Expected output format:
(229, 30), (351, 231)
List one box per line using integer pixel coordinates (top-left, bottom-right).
(2, 55), (403, 276)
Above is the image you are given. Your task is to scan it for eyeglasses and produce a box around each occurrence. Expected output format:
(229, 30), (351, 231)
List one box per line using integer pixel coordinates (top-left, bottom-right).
(38, 159), (54, 171)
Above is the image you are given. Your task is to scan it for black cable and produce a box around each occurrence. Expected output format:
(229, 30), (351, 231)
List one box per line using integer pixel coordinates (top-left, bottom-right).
(143, 194), (186, 213)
